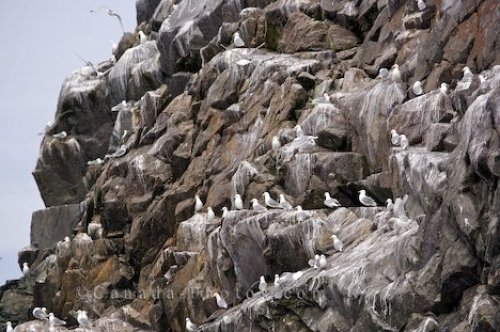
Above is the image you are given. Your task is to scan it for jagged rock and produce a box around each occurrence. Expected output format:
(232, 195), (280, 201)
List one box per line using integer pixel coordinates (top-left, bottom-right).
(136, 0), (162, 24)
(277, 12), (358, 53)
(3, 1), (500, 331)
(30, 204), (81, 249)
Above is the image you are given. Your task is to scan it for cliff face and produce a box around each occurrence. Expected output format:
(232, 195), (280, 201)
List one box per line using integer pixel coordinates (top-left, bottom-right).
(1, 0), (499, 331)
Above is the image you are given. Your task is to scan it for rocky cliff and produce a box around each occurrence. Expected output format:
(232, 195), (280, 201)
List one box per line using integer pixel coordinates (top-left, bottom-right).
(1, 0), (499, 331)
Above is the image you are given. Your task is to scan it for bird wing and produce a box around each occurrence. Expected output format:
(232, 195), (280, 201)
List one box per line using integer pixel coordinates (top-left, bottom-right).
(362, 196), (377, 206)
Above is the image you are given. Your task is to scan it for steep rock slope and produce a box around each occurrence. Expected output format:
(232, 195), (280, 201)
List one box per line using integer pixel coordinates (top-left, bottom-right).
(1, 0), (499, 331)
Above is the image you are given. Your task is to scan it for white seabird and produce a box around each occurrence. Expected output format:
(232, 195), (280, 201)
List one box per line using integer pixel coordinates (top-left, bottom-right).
(90, 7), (125, 34)
(53, 131), (67, 140)
(331, 235), (344, 252)
(233, 32), (245, 47)
(400, 135), (409, 150)
(138, 30), (147, 44)
(462, 66), (473, 81)
(87, 158), (103, 166)
(271, 136), (281, 152)
(206, 207), (215, 222)
(391, 64), (402, 82)
(234, 194), (244, 210)
(22, 262), (30, 276)
(386, 199), (394, 213)
(295, 206), (309, 222)
(214, 292), (228, 309)
(33, 307), (48, 320)
(294, 125), (304, 138)
(279, 193), (293, 209)
(49, 313), (66, 327)
(5, 321), (13, 332)
(194, 194), (203, 213)
(308, 254), (320, 268)
(292, 271), (303, 280)
(77, 310), (92, 329)
(318, 254), (327, 268)
(412, 81), (423, 96)
(439, 83), (448, 95)
(258, 276), (267, 292)
(221, 206), (229, 218)
(377, 68), (390, 80)
(359, 190), (377, 207)
(263, 192), (281, 209)
(417, 0), (426, 11)
(251, 198), (267, 212)
(87, 222), (103, 239)
(324, 192), (341, 208)
(390, 129), (401, 146)
(186, 318), (198, 332)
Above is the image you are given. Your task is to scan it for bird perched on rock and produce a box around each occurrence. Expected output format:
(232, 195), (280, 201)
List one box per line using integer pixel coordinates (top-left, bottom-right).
(214, 292), (228, 309)
(33, 307), (48, 320)
(294, 125), (304, 138)
(186, 318), (198, 332)
(52, 131), (67, 140)
(221, 206), (229, 218)
(386, 199), (394, 213)
(279, 193), (293, 209)
(390, 129), (401, 146)
(295, 206), (310, 222)
(377, 67), (390, 80)
(417, 0), (426, 11)
(263, 192), (281, 209)
(391, 64), (402, 82)
(308, 254), (320, 268)
(234, 194), (243, 210)
(462, 66), (473, 81)
(412, 81), (423, 96)
(251, 198), (267, 212)
(77, 310), (92, 329)
(206, 207), (215, 222)
(258, 276), (267, 292)
(49, 313), (66, 327)
(399, 135), (409, 150)
(5, 321), (13, 332)
(22, 262), (30, 276)
(273, 274), (283, 299)
(138, 30), (147, 44)
(292, 271), (303, 280)
(331, 235), (344, 252)
(324, 192), (341, 208)
(90, 7), (125, 34)
(318, 254), (327, 268)
(194, 194), (203, 214)
(359, 190), (377, 207)
(439, 83), (448, 95)
(233, 31), (245, 47)
(272, 136), (281, 152)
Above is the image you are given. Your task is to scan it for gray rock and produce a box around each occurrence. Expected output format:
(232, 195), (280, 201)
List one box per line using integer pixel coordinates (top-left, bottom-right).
(30, 204), (81, 249)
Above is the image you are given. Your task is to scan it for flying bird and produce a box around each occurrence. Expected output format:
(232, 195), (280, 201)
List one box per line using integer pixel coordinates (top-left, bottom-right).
(90, 7), (125, 34)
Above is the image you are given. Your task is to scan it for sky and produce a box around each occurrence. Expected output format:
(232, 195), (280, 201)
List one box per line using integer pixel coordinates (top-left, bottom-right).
(0, 1), (137, 285)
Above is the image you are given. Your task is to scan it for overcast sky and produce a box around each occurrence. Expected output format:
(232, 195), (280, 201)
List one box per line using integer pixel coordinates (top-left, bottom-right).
(0, 1), (137, 284)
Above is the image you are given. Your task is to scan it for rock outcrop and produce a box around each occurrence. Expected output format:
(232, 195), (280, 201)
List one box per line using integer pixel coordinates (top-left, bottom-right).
(1, 0), (499, 331)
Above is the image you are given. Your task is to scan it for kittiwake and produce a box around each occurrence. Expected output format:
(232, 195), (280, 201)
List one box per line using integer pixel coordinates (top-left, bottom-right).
(359, 190), (377, 207)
